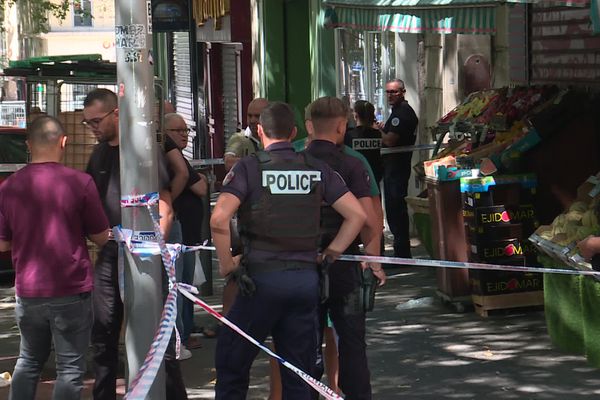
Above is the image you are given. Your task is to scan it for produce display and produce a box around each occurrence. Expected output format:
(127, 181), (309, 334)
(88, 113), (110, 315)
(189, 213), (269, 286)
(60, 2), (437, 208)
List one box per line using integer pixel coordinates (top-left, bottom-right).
(529, 174), (600, 270)
(424, 86), (562, 181)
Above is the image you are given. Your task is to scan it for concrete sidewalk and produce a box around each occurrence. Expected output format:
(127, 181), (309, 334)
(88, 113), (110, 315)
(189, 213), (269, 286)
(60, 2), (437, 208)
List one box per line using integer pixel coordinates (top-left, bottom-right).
(1, 264), (599, 399)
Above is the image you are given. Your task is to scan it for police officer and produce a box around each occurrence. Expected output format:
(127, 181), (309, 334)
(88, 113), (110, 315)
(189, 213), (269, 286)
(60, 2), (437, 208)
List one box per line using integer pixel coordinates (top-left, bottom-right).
(306, 97), (386, 400)
(211, 101), (367, 399)
(377, 79), (418, 258)
(345, 100), (383, 185)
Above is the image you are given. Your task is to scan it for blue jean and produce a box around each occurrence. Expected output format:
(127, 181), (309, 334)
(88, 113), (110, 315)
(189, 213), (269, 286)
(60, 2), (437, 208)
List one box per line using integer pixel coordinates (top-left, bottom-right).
(168, 220), (196, 344)
(10, 292), (92, 400)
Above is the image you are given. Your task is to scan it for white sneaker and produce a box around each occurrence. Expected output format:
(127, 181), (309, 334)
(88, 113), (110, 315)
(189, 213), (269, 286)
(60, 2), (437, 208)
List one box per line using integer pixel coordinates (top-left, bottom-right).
(178, 345), (192, 361)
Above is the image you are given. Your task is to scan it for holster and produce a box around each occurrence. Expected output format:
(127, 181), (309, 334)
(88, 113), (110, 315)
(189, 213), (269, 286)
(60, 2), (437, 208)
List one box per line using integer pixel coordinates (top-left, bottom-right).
(361, 268), (377, 312)
(231, 264), (256, 297)
(343, 268), (377, 314)
(318, 259), (331, 304)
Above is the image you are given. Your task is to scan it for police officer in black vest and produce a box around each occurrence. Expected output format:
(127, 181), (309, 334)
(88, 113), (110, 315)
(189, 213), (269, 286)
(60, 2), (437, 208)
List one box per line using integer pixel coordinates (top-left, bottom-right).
(377, 79), (418, 258)
(210, 102), (367, 399)
(345, 100), (383, 185)
(306, 97), (386, 400)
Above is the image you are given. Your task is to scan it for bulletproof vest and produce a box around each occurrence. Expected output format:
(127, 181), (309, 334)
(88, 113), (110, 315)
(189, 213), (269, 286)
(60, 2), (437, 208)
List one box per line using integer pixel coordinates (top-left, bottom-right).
(237, 150), (323, 253)
(349, 126), (382, 157)
(306, 145), (349, 249)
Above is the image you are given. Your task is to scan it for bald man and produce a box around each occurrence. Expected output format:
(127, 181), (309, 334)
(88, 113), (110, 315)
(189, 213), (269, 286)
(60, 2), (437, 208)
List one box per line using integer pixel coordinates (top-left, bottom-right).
(224, 98), (269, 171)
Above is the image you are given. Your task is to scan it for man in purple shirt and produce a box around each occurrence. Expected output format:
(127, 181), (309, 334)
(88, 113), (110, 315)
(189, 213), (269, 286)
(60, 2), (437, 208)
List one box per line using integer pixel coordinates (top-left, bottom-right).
(211, 102), (366, 399)
(0, 116), (109, 400)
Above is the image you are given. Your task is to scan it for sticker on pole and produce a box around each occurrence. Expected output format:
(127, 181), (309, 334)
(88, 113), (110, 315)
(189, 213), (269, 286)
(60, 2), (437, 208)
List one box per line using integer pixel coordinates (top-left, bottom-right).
(115, 24), (146, 49)
(146, 1), (153, 34)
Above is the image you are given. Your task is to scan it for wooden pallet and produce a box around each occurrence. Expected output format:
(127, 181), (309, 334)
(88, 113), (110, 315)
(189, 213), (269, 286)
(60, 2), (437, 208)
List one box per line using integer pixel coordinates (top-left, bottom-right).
(472, 291), (544, 317)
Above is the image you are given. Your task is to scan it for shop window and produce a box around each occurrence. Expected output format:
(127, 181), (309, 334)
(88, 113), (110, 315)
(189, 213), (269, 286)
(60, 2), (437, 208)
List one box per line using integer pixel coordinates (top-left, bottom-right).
(73, 0), (92, 27)
(335, 29), (396, 120)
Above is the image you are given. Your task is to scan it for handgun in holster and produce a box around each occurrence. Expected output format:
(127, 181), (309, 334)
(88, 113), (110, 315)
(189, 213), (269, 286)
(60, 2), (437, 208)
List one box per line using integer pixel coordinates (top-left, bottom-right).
(231, 263), (256, 297)
(318, 258), (331, 304)
(343, 267), (377, 314)
(361, 267), (377, 312)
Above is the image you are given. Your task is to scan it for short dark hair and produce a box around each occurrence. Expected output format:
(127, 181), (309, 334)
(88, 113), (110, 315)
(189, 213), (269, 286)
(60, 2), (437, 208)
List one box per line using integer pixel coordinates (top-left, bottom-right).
(84, 88), (118, 110)
(28, 115), (65, 146)
(353, 100), (375, 126)
(309, 97), (348, 122)
(259, 102), (295, 139)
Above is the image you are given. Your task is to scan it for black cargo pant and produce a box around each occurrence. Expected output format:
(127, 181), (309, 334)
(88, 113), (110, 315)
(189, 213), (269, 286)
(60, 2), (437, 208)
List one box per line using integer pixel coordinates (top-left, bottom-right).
(383, 154), (412, 258)
(313, 260), (372, 400)
(91, 241), (188, 400)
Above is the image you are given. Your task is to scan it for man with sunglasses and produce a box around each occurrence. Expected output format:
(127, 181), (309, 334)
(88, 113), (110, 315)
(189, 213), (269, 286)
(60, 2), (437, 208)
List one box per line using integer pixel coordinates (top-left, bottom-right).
(377, 79), (418, 259)
(83, 89), (188, 399)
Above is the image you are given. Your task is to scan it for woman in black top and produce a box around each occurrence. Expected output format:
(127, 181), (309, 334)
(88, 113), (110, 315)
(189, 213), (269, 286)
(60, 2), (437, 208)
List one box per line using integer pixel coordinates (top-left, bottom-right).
(344, 100), (383, 184)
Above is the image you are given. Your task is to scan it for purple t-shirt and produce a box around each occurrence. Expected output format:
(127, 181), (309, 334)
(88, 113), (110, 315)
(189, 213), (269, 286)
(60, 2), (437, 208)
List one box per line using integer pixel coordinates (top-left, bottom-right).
(222, 142), (349, 263)
(0, 162), (109, 297)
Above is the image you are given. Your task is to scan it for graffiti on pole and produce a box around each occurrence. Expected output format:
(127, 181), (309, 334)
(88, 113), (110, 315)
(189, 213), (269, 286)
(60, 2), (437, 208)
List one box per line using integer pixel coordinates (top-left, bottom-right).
(115, 24), (147, 49)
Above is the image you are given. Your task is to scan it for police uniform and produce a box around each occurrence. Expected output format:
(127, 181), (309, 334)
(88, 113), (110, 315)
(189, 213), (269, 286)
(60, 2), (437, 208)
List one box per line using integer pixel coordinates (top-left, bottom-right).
(305, 139), (373, 400)
(225, 127), (261, 158)
(382, 99), (418, 258)
(345, 125), (383, 184)
(215, 141), (348, 400)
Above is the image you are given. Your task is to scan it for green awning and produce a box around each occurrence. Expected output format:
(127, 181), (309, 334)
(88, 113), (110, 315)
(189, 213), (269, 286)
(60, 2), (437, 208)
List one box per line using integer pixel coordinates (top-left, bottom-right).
(323, 0), (589, 35)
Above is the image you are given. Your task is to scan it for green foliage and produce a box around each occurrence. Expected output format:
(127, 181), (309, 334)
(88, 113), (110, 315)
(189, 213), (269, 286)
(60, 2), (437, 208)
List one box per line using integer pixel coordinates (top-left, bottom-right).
(0, 0), (71, 34)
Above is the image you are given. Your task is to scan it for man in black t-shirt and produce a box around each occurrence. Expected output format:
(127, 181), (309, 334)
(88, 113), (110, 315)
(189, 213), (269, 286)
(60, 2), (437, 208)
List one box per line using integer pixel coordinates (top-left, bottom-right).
(164, 113), (208, 352)
(377, 79), (418, 258)
(84, 89), (188, 400)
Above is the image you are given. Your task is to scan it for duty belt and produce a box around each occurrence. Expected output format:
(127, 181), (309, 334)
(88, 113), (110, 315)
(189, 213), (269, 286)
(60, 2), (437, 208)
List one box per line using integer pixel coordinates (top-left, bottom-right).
(245, 260), (317, 275)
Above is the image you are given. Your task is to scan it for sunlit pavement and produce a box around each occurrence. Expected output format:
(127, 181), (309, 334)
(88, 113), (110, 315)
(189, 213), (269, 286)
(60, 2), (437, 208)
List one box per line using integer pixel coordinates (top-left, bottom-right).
(1, 255), (600, 399)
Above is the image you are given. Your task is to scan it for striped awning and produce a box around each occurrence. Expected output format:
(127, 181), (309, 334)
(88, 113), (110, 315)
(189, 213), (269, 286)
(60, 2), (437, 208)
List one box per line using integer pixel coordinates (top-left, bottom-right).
(323, 0), (589, 35)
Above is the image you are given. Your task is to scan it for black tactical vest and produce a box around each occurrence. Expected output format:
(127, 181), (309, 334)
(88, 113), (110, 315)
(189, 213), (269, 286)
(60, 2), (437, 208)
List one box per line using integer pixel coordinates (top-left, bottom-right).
(306, 144), (357, 250)
(346, 126), (383, 183)
(238, 150), (322, 253)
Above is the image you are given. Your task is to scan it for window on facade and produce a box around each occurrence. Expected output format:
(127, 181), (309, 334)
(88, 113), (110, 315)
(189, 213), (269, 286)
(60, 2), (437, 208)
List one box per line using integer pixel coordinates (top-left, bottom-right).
(336, 29), (396, 121)
(73, 0), (92, 27)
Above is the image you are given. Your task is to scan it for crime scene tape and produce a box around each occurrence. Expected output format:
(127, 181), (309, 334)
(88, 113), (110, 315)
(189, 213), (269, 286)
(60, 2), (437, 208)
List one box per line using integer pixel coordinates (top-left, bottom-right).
(380, 144), (436, 155)
(118, 237), (600, 278)
(118, 193), (342, 400)
(119, 193), (181, 400)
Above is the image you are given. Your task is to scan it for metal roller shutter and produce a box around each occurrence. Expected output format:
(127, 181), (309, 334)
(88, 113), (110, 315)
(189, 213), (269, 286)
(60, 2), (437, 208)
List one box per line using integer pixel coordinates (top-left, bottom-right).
(222, 43), (242, 143)
(173, 31), (196, 159)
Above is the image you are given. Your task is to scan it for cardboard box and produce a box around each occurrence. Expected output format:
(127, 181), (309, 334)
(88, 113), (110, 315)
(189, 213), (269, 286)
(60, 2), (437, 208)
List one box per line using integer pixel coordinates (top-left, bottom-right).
(463, 204), (538, 228)
(470, 269), (543, 296)
(470, 238), (523, 261)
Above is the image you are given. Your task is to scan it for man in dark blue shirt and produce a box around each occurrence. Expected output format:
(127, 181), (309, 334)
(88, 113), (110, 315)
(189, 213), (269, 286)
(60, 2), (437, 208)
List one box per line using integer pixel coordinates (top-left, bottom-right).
(306, 96), (385, 400)
(378, 79), (419, 258)
(210, 102), (366, 399)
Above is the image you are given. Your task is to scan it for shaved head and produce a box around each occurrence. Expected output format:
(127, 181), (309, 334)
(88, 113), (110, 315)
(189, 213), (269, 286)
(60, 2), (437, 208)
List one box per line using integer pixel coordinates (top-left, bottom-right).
(247, 98), (269, 137)
(28, 116), (65, 147)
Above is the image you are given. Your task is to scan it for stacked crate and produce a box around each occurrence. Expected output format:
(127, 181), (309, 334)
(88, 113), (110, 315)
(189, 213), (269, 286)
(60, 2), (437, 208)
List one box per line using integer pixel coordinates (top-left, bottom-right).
(58, 111), (97, 171)
(461, 175), (544, 316)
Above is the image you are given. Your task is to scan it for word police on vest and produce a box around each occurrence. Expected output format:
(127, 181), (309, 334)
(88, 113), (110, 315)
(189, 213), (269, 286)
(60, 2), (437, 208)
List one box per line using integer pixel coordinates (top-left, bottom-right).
(262, 170), (321, 194)
(352, 138), (382, 150)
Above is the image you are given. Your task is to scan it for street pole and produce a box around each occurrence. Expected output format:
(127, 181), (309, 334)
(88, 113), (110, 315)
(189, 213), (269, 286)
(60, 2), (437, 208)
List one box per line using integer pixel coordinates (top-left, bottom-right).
(115, 0), (166, 397)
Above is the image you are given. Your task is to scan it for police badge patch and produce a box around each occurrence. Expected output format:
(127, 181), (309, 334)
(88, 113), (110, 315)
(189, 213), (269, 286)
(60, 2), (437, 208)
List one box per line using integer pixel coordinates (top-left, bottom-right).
(223, 170), (235, 186)
(391, 117), (400, 127)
